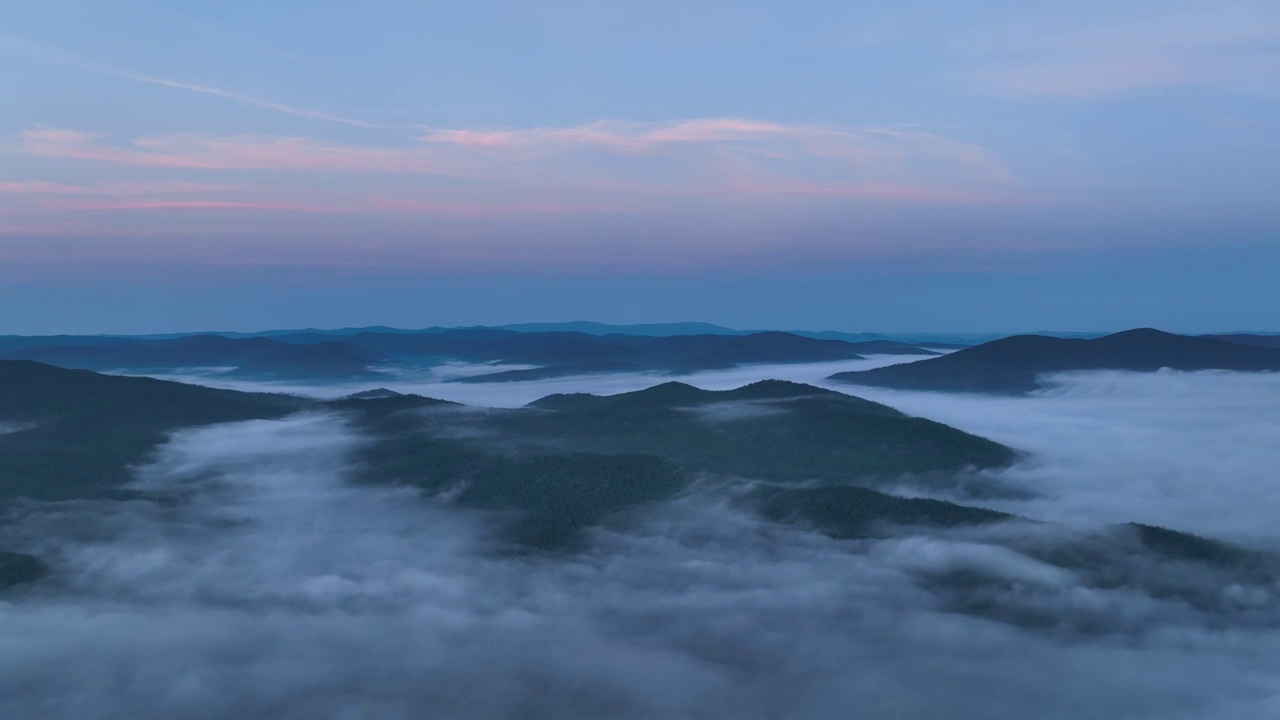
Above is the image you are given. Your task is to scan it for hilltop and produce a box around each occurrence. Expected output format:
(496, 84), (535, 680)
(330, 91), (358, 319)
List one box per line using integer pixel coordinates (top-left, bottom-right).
(0, 329), (936, 381)
(3, 360), (1273, 613)
(0, 360), (309, 503)
(0, 335), (387, 380)
(0, 363), (1012, 553)
(829, 328), (1280, 394)
(338, 378), (1017, 549)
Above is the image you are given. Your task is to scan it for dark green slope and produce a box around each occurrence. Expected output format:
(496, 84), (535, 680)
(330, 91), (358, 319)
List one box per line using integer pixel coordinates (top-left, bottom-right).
(2, 362), (1270, 614)
(280, 329), (870, 374)
(497, 321), (740, 336)
(335, 395), (690, 550)
(0, 361), (312, 589)
(339, 378), (1278, 603)
(0, 335), (386, 379)
(1208, 333), (1280, 350)
(0, 551), (47, 590)
(335, 380), (1015, 549)
(0, 360), (309, 503)
(0, 328), (939, 382)
(756, 485), (1012, 537)
(449, 361), (638, 384)
(514, 380), (1016, 482)
(830, 328), (1280, 394)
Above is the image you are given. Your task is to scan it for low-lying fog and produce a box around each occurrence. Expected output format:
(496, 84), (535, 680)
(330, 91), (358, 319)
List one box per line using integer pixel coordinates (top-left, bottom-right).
(3, 360), (1279, 718)
(123, 354), (931, 406)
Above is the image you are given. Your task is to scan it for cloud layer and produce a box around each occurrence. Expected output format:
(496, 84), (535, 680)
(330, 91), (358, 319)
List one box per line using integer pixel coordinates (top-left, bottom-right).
(9, 118), (1017, 208)
(2, 365), (1279, 718)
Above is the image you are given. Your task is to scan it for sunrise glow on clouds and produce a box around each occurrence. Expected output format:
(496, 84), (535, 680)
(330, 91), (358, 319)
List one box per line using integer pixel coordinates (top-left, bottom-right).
(5, 118), (1021, 228)
(0, 0), (1277, 330)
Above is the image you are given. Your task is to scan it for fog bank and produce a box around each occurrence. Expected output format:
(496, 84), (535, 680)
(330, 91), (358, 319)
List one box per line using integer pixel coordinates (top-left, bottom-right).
(3, 387), (1280, 718)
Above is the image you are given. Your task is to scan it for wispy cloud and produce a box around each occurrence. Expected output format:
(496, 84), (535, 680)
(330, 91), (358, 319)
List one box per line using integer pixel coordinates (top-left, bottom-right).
(0, 180), (247, 195)
(17, 118), (1018, 196)
(120, 74), (387, 129)
(18, 129), (441, 172)
(5, 118), (1032, 265)
(0, 35), (386, 128)
(962, 5), (1280, 98)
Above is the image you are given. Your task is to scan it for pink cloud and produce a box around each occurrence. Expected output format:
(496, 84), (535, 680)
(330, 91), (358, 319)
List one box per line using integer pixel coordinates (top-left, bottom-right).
(723, 180), (1029, 205)
(640, 118), (791, 143)
(20, 130), (452, 173)
(7, 117), (1030, 242)
(19, 118), (1015, 190)
(421, 118), (825, 153)
(20, 117), (1013, 185)
(371, 198), (644, 216)
(0, 180), (248, 196)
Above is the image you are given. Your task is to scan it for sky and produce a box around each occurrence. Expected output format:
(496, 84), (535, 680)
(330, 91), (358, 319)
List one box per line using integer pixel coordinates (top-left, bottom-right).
(1, 0), (1278, 334)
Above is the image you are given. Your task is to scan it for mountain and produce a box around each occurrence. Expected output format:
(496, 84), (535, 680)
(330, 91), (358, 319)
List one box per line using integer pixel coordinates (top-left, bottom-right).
(829, 328), (1280, 394)
(276, 329), (882, 377)
(0, 334), (147, 353)
(0, 551), (46, 590)
(137, 325), (452, 339)
(0, 361), (1010, 526)
(6, 328), (886, 378)
(497, 321), (741, 336)
(342, 388), (406, 399)
(831, 340), (940, 355)
(449, 361), (637, 383)
(339, 379), (1015, 549)
(0, 360), (308, 503)
(336, 374), (1280, 604)
(0, 361), (301, 589)
(1208, 333), (1280, 350)
(125, 323), (984, 346)
(514, 380), (1016, 480)
(756, 484), (1013, 537)
(2, 360), (1270, 609)
(0, 335), (387, 379)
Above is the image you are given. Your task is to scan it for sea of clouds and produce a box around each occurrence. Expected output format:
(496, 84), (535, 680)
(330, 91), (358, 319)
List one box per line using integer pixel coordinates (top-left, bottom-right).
(2, 360), (1279, 718)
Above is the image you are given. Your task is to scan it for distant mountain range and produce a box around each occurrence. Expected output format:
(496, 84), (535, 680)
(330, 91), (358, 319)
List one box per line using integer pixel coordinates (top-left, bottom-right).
(0, 329), (937, 381)
(0, 335), (386, 379)
(4, 359), (1272, 609)
(1, 361), (1010, 564)
(1206, 333), (1280, 350)
(0, 360), (307, 505)
(830, 328), (1280, 393)
(126, 321), (1136, 347)
(4, 325), (1278, 386)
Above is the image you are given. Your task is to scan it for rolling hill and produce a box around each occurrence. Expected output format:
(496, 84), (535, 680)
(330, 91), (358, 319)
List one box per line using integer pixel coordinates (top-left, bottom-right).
(0, 335), (387, 379)
(0, 363), (1014, 553)
(0, 329), (938, 381)
(0, 360), (309, 503)
(1208, 333), (1280, 350)
(339, 379), (1017, 549)
(274, 328), (919, 378)
(829, 328), (1280, 393)
(2, 360), (1272, 607)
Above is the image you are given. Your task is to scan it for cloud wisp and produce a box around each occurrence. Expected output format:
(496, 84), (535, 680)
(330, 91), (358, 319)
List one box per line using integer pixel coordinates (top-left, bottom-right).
(15, 119), (1016, 196)
(4, 119), (1031, 263)
(961, 4), (1280, 98)
(0, 35), (388, 128)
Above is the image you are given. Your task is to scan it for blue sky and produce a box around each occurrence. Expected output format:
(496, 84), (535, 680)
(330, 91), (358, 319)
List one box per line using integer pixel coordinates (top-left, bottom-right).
(1, 0), (1277, 333)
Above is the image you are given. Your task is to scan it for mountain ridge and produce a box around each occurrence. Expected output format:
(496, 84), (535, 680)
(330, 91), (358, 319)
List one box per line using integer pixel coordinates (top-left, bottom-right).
(829, 328), (1280, 393)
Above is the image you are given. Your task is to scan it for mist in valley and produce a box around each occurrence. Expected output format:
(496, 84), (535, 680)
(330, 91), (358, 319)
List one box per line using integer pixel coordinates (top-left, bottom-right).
(2, 362), (1279, 718)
